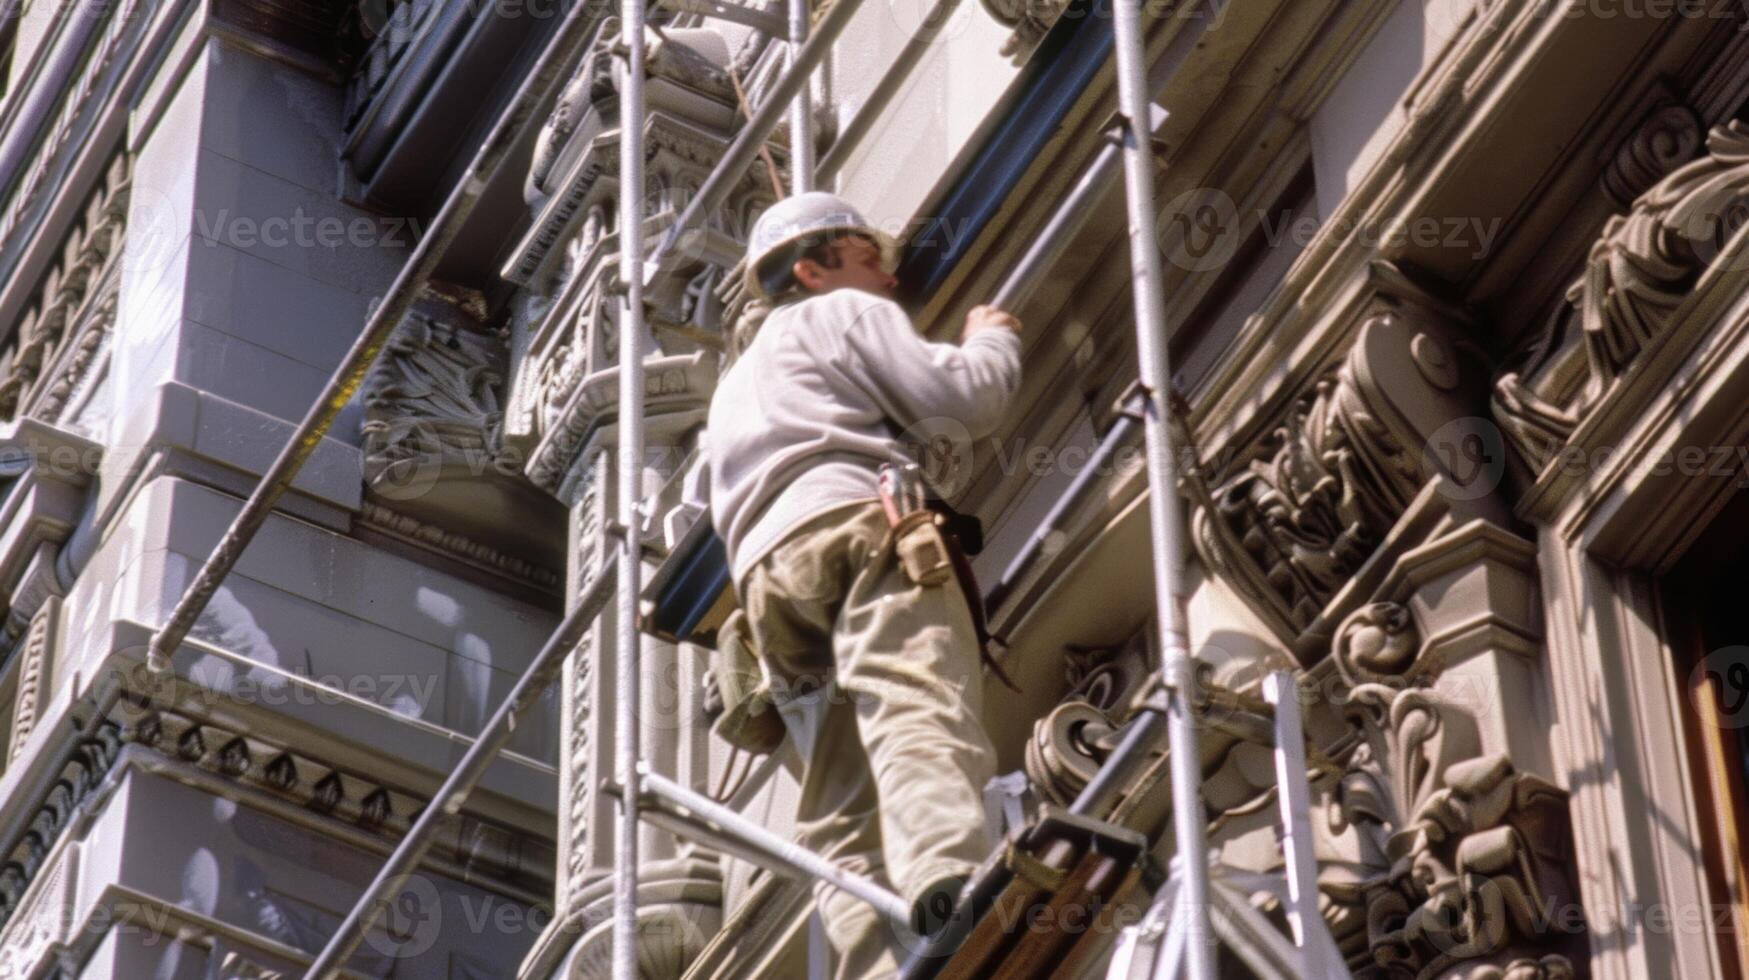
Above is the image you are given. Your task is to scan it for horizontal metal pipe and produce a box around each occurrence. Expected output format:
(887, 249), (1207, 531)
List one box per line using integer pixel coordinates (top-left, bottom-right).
(634, 765), (913, 928)
(644, 0), (867, 283)
(146, 0), (605, 673)
(989, 105), (1165, 313)
(302, 565), (619, 979)
(984, 400), (1142, 614)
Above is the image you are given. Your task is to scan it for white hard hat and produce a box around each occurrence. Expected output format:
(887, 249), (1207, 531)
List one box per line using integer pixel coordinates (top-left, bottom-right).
(743, 191), (900, 300)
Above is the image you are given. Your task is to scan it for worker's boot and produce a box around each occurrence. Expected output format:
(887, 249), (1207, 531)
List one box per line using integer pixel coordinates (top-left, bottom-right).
(909, 871), (970, 938)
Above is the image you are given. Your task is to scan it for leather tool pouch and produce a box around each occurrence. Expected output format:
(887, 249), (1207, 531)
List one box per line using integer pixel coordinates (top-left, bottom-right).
(709, 609), (786, 754)
(894, 510), (953, 587)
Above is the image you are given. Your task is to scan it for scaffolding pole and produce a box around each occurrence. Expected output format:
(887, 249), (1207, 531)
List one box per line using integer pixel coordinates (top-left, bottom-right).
(1109, 3), (1214, 979)
(301, 567), (619, 979)
(613, 3), (649, 978)
(786, 0), (814, 193)
(142, 0), (604, 673)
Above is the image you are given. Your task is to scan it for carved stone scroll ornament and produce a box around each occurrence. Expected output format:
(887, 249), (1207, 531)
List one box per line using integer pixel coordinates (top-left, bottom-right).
(1322, 604), (1581, 979)
(1201, 369), (1419, 632)
(1575, 121), (1749, 385)
(1193, 314), (1434, 644)
(1494, 119), (1749, 471)
(1602, 102), (1703, 210)
(548, 857), (724, 980)
(1023, 642), (1147, 805)
(1193, 296), (1500, 660)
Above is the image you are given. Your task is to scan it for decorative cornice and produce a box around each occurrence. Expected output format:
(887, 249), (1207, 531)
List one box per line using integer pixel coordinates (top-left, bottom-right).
(526, 350), (716, 494)
(0, 722), (120, 933)
(358, 500), (562, 591)
(1, 152), (129, 424)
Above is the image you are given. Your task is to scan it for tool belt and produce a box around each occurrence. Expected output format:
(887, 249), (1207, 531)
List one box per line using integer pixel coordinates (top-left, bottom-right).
(880, 464), (1020, 694)
(711, 465), (1022, 753)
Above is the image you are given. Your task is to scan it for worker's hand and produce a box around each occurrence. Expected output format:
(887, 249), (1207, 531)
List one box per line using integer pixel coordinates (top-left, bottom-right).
(961, 304), (1021, 344)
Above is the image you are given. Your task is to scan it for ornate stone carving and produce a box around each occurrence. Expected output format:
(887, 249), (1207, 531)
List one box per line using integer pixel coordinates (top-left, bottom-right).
(1193, 287), (1499, 661)
(0, 723), (121, 933)
(1490, 347), (1579, 474)
(361, 286), (505, 492)
(1200, 367), (1421, 633)
(1024, 640), (1149, 806)
(1331, 602), (1421, 687)
(1322, 604), (1581, 979)
(1495, 120), (1749, 472)
(0, 153), (129, 424)
(0, 5), (142, 246)
(1577, 120), (1749, 384)
(0, 834), (76, 980)
(564, 450), (606, 902)
(361, 285), (567, 575)
(504, 23), (753, 494)
(981, 0), (1072, 63)
(525, 349), (717, 495)
(1602, 102), (1703, 209)
(553, 857), (724, 980)
(8, 598), (60, 767)
(119, 701), (552, 894)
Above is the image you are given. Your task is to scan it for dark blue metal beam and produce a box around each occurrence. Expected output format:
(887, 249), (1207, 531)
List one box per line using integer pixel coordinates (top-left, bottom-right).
(897, 0), (1114, 301)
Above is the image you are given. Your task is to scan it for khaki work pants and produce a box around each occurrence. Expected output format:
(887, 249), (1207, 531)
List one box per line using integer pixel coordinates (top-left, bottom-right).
(739, 501), (997, 980)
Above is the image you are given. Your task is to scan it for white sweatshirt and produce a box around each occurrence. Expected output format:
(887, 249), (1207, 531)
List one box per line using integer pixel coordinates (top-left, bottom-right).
(708, 287), (1023, 585)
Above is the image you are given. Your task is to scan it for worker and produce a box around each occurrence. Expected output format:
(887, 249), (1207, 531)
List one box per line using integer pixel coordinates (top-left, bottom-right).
(707, 191), (1023, 978)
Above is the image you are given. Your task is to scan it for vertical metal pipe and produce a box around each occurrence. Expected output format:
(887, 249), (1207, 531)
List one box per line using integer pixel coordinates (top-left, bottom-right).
(786, 0), (814, 193)
(1108, 5), (1213, 980)
(613, 4), (648, 978)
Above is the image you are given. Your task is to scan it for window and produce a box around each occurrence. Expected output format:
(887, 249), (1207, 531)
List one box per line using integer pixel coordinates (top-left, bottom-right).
(1664, 492), (1749, 977)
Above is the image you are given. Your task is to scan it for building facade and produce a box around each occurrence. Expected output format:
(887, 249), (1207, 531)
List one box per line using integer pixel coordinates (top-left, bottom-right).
(0, 0), (1745, 976)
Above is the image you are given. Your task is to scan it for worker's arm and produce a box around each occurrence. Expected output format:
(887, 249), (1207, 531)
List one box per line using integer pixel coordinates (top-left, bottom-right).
(841, 298), (1022, 438)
